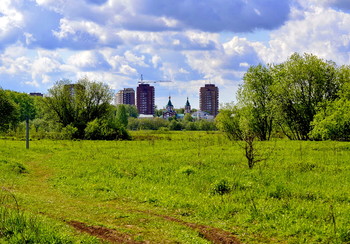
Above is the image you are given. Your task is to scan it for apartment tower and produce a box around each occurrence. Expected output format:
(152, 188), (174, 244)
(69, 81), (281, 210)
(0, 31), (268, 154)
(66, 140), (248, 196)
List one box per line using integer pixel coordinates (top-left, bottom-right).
(199, 84), (219, 116)
(115, 88), (135, 105)
(136, 84), (155, 115)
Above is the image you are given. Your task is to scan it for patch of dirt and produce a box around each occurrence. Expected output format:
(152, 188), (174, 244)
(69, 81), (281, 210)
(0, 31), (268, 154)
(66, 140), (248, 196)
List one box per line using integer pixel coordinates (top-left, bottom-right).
(67, 212), (241, 244)
(139, 211), (241, 244)
(68, 220), (145, 243)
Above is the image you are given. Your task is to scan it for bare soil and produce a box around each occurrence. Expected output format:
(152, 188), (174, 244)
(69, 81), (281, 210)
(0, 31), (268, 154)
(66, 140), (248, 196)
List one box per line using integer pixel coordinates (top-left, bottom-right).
(68, 211), (241, 244)
(68, 220), (143, 244)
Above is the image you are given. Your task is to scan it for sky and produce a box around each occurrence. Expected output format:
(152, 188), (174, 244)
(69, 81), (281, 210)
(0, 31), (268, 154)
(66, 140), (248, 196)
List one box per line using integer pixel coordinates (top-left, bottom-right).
(1, 0), (350, 109)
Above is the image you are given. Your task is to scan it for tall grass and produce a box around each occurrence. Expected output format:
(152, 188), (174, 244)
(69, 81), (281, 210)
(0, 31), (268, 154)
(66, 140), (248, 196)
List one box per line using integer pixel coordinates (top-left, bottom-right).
(0, 188), (98, 243)
(1, 132), (350, 243)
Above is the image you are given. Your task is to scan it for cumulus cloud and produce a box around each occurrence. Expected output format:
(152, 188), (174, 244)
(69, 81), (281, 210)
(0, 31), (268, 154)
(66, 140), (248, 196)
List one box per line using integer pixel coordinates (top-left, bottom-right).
(2, 0), (350, 107)
(259, 6), (350, 64)
(67, 50), (111, 70)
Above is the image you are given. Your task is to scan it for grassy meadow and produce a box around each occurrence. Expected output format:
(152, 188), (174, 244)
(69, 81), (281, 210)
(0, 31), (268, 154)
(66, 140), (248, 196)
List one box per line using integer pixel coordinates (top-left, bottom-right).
(1, 131), (350, 243)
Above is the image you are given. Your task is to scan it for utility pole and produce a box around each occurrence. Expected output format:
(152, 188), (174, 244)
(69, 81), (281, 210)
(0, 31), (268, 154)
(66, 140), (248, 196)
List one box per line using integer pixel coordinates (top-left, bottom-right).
(26, 116), (29, 149)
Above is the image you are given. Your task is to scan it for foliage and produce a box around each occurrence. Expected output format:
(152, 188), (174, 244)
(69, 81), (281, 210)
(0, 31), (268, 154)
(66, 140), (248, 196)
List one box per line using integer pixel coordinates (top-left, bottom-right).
(271, 53), (339, 140)
(5, 90), (36, 122)
(215, 105), (243, 140)
(183, 113), (194, 122)
(115, 104), (128, 127)
(310, 67), (350, 141)
(127, 117), (216, 131)
(84, 118), (130, 140)
(124, 104), (139, 118)
(44, 78), (114, 138)
(238, 64), (274, 141)
(216, 105), (266, 169)
(0, 89), (18, 132)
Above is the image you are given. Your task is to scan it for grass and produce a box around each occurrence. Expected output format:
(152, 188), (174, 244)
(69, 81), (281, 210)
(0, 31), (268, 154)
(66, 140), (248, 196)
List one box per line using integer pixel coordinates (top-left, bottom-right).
(1, 131), (350, 243)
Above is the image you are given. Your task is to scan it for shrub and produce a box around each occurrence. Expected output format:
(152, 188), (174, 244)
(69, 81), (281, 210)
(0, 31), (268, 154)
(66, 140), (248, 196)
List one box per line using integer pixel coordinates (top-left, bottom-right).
(84, 118), (130, 140)
(211, 179), (231, 195)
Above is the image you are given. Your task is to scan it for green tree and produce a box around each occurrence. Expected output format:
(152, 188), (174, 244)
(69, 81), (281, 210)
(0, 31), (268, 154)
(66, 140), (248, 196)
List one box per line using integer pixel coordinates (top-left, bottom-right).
(0, 89), (18, 132)
(124, 104), (138, 118)
(271, 53), (339, 140)
(183, 113), (194, 122)
(44, 78), (114, 138)
(238, 64), (274, 141)
(310, 65), (350, 141)
(116, 104), (128, 127)
(215, 105), (243, 140)
(6, 91), (36, 122)
(216, 105), (263, 169)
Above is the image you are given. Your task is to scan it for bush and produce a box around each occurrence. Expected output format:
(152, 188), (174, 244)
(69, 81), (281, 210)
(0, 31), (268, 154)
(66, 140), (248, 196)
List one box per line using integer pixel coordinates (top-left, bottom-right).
(168, 120), (183, 131)
(62, 124), (78, 140)
(85, 118), (130, 140)
(310, 99), (350, 141)
(211, 179), (231, 195)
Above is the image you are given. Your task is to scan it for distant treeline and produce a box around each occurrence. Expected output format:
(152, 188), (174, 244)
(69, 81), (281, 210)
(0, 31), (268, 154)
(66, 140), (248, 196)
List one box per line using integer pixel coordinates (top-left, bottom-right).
(0, 78), (216, 140)
(1, 53), (350, 141)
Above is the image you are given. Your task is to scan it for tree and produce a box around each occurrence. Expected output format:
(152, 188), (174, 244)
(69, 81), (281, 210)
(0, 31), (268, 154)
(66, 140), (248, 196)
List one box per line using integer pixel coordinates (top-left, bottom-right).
(215, 104), (243, 140)
(124, 104), (138, 118)
(116, 104), (128, 127)
(310, 65), (350, 141)
(238, 64), (274, 141)
(6, 91), (36, 122)
(44, 78), (114, 138)
(0, 89), (18, 132)
(271, 53), (339, 140)
(216, 105), (264, 169)
(183, 113), (193, 122)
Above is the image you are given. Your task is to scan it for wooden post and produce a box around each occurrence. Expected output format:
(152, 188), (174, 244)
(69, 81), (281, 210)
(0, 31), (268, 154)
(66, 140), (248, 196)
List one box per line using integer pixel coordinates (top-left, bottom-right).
(26, 117), (29, 149)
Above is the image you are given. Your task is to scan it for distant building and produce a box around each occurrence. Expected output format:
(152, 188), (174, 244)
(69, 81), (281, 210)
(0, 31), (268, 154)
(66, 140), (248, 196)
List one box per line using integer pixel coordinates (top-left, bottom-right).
(115, 88), (135, 105)
(191, 111), (215, 120)
(184, 97), (191, 114)
(199, 84), (219, 116)
(29, 92), (43, 97)
(163, 96), (177, 119)
(115, 90), (123, 105)
(137, 84), (155, 115)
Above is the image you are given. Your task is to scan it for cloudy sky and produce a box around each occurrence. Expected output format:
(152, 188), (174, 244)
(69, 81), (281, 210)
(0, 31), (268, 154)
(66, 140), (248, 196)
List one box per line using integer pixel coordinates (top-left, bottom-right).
(1, 0), (350, 109)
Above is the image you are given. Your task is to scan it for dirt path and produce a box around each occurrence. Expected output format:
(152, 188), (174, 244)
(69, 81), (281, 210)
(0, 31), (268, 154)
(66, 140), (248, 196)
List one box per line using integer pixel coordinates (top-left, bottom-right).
(68, 221), (144, 244)
(68, 211), (241, 244)
(141, 211), (240, 244)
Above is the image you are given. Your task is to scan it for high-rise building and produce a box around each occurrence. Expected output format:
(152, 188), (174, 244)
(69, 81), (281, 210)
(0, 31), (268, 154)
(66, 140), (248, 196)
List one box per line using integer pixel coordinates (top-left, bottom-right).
(199, 84), (219, 116)
(115, 88), (135, 105)
(136, 84), (155, 115)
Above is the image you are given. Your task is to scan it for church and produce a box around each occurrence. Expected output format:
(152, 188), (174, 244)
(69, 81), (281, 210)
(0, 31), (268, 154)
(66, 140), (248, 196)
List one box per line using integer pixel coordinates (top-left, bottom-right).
(162, 96), (177, 119)
(162, 97), (191, 119)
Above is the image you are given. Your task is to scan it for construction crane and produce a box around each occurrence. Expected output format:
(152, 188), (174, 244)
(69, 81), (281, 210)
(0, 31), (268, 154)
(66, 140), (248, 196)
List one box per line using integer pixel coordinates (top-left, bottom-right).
(137, 74), (172, 84)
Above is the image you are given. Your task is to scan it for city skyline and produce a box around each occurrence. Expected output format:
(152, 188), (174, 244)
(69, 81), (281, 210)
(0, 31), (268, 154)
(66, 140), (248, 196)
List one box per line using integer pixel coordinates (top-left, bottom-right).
(1, 1), (350, 108)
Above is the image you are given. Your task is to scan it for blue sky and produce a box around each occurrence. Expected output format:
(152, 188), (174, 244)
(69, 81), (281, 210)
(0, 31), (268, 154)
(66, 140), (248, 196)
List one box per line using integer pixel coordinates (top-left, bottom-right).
(1, 0), (350, 109)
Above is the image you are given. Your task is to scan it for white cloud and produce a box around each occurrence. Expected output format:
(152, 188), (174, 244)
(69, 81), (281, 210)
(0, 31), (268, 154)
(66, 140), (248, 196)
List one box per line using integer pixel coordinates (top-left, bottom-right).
(151, 55), (161, 68)
(259, 6), (350, 64)
(119, 64), (137, 75)
(67, 50), (111, 70)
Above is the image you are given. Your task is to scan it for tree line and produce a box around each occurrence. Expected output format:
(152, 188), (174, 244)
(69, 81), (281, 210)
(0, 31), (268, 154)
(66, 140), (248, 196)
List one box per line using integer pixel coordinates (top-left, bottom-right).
(0, 78), (216, 140)
(216, 53), (350, 141)
(1, 53), (349, 141)
(0, 78), (134, 140)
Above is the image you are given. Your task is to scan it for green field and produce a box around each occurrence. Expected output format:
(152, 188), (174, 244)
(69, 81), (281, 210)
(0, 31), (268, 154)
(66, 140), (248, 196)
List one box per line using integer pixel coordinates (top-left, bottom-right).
(1, 131), (350, 243)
